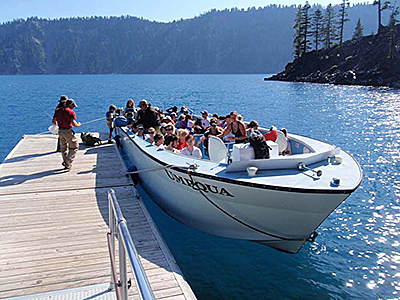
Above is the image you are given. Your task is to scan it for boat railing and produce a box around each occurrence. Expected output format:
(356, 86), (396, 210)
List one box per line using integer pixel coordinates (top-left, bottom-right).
(107, 189), (155, 300)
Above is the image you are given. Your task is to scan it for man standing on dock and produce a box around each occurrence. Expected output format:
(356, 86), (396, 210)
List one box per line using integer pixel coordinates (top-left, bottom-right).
(52, 99), (81, 171)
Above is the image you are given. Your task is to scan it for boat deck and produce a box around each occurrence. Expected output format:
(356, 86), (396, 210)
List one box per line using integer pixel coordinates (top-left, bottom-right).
(0, 133), (196, 300)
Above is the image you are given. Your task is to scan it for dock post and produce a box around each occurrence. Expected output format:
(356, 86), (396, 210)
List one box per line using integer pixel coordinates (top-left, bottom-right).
(119, 229), (128, 300)
(109, 190), (116, 291)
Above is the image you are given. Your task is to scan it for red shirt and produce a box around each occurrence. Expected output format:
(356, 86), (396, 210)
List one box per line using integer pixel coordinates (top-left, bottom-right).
(176, 139), (188, 150)
(54, 107), (76, 128)
(264, 130), (278, 142)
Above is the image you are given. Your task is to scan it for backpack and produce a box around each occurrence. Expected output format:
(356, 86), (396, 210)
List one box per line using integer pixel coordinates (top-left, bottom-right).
(80, 132), (102, 146)
(114, 116), (129, 127)
(248, 130), (271, 159)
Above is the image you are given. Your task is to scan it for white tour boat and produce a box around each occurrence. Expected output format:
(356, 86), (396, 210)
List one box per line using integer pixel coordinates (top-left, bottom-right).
(118, 126), (362, 253)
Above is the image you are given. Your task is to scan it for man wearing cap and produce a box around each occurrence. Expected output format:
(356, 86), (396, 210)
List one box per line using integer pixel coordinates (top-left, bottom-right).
(55, 95), (68, 152)
(136, 124), (148, 140)
(135, 100), (160, 133)
(52, 99), (81, 171)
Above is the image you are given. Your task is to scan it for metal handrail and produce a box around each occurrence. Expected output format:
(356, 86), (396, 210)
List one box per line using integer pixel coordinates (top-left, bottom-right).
(108, 189), (156, 300)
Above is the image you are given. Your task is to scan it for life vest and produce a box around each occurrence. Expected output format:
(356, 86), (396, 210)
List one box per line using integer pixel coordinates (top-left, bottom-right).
(125, 107), (136, 120)
(106, 111), (115, 122)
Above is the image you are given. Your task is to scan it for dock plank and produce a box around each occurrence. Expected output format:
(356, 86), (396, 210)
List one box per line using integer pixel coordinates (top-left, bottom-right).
(0, 134), (196, 300)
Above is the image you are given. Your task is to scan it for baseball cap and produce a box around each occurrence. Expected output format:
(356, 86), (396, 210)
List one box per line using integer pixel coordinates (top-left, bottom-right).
(210, 119), (218, 126)
(201, 110), (208, 115)
(137, 124), (144, 129)
(66, 99), (78, 107)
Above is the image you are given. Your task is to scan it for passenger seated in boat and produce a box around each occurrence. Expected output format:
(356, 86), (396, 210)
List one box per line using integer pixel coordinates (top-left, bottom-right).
(193, 117), (204, 134)
(177, 114), (194, 132)
(176, 114), (185, 125)
(178, 106), (189, 118)
(196, 119), (223, 154)
(170, 112), (177, 123)
(166, 106), (178, 115)
(146, 127), (156, 143)
(281, 128), (291, 155)
(160, 123), (168, 135)
(165, 124), (176, 135)
(181, 135), (202, 159)
(264, 126), (278, 142)
(136, 124), (148, 140)
(164, 134), (180, 153)
(162, 115), (175, 125)
(153, 133), (165, 149)
(176, 129), (189, 150)
(200, 110), (210, 130)
(221, 114), (230, 129)
(218, 111), (247, 144)
(247, 121), (259, 136)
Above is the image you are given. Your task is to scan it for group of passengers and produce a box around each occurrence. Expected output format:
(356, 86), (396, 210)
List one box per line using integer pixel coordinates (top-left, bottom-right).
(106, 100), (291, 158)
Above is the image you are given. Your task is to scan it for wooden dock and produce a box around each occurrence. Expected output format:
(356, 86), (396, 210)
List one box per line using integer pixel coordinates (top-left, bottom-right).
(0, 133), (196, 300)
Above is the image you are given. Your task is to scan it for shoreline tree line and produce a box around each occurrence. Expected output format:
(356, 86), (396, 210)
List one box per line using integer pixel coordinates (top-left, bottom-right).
(292, 0), (399, 58)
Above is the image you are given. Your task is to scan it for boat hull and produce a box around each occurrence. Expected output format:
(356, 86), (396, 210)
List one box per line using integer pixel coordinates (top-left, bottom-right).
(119, 130), (353, 253)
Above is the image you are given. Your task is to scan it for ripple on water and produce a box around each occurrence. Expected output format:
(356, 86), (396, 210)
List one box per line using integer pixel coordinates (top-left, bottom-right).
(0, 75), (400, 299)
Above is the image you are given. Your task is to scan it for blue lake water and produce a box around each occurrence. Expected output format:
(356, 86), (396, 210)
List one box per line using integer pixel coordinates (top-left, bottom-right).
(0, 74), (399, 299)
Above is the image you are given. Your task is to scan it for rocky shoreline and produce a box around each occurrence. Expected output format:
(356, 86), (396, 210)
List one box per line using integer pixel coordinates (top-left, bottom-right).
(265, 25), (400, 89)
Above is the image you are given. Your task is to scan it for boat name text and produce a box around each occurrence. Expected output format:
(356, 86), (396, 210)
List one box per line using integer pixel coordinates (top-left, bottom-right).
(165, 170), (234, 197)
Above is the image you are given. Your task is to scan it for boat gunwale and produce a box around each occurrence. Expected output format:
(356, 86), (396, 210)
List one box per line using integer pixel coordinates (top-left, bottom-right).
(120, 128), (363, 195)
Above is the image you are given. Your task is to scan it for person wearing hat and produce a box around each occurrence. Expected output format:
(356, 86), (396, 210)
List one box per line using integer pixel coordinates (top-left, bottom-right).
(136, 124), (148, 140)
(196, 118), (223, 155)
(55, 95), (68, 152)
(135, 100), (160, 133)
(52, 98), (81, 171)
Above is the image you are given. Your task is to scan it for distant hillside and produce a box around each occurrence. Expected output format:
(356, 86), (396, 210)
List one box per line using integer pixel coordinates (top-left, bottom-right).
(0, 4), (380, 74)
(266, 25), (400, 88)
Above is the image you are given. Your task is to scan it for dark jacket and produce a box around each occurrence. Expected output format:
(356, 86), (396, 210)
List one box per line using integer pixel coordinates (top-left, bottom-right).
(135, 107), (159, 130)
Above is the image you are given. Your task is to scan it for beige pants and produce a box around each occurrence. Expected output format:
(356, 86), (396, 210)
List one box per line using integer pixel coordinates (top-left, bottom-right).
(59, 129), (79, 167)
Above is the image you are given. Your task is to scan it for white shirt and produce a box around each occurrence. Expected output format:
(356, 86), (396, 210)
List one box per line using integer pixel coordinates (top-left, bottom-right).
(201, 117), (210, 129)
(181, 147), (202, 159)
(187, 120), (194, 130)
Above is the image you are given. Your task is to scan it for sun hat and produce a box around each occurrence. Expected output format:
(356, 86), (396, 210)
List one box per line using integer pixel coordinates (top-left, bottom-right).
(59, 95), (68, 102)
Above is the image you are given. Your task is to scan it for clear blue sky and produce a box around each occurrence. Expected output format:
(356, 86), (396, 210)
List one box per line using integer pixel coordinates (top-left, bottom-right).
(1, 0), (372, 24)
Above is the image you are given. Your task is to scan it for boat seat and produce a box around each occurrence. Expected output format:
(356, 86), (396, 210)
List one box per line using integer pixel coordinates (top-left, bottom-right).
(275, 131), (288, 154)
(208, 136), (228, 163)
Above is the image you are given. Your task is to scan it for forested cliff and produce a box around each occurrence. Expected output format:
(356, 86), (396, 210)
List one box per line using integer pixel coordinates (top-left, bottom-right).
(0, 4), (379, 74)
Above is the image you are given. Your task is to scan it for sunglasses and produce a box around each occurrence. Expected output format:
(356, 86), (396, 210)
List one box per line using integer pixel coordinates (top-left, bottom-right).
(166, 128), (173, 131)
(149, 131), (155, 134)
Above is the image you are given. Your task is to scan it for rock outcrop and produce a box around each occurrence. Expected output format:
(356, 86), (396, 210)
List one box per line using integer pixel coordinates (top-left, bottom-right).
(266, 25), (400, 89)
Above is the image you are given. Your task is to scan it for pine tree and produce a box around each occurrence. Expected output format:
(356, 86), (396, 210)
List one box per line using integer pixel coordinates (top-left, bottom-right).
(338, 0), (350, 46)
(310, 9), (324, 51)
(293, 5), (304, 58)
(373, 0), (392, 32)
(352, 18), (364, 39)
(387, 5), (399, 58)
(301, 2), (312, 54)
(324, 4), (338, 49)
